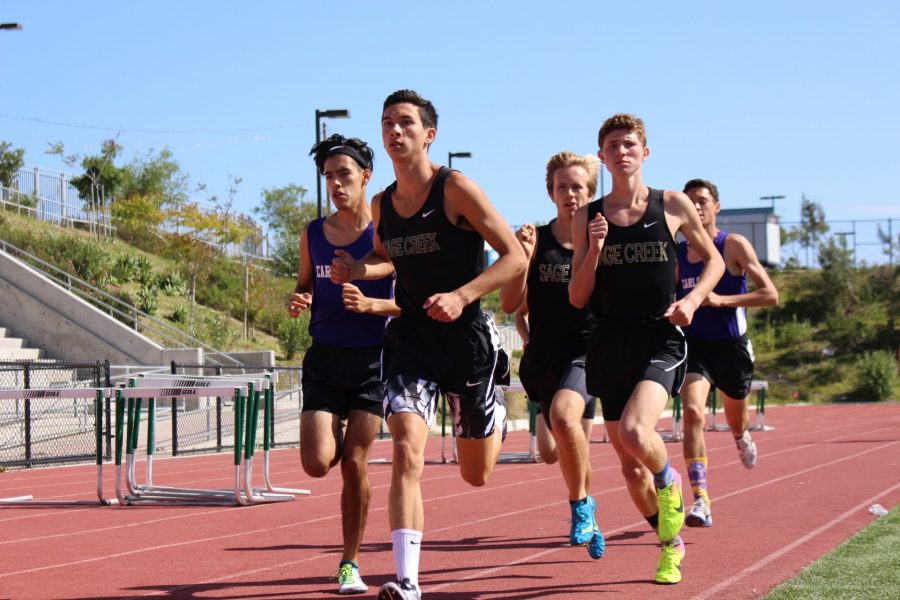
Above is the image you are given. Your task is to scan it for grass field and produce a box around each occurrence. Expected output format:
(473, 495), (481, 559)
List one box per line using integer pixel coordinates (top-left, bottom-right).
(764, 505), (900, 599)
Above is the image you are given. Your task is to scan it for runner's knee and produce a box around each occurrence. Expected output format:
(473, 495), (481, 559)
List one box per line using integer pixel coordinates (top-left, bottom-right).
(301, 449), (334, 478)
(391, 438), (425, 476)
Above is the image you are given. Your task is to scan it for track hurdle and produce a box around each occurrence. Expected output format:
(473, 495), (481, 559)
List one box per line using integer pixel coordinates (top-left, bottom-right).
(0, 387), (115, 506)
(131, 373), (309, 498)
(114, 378), (296, 506)
(707, 380), (772, 432)
(659, 395), (683, 442)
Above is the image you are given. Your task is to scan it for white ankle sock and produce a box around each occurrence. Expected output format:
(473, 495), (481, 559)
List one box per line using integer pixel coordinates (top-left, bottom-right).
(391, 528), (422, 588)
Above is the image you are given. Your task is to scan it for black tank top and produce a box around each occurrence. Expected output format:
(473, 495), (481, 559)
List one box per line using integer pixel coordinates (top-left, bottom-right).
(526, 221), (597, 354)
(378, 167), (485, 323)
(587, 188), (677, 325)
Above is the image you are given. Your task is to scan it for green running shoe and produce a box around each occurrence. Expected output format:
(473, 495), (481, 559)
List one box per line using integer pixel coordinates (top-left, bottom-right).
(656, 469), (685, 542)
(655, 536), (685, 584)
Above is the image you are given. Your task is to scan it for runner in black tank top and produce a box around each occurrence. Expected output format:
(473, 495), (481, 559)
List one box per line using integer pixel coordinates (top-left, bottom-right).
(500, 152), (604, 560)
(588, 188), (677, 325)
(329, 91), (526, 600)
(379, 167), (484, 324)
(583, 189), (687, 419)
(569, 114), (725, 586)
(378, 166), (505, 438)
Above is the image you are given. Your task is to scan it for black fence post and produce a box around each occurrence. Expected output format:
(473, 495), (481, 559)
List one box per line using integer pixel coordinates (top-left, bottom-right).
(215, 365), (223, 452)
(102, 360), (112, 461)
(24, 363), (32, 468)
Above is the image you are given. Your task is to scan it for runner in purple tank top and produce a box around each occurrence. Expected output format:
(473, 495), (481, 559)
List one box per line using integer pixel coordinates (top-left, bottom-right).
(676, 179), (779, 530)
(288, 134), (397, 595)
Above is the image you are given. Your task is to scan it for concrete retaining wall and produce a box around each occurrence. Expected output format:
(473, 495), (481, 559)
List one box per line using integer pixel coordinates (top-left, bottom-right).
(0, 249), (196, 365)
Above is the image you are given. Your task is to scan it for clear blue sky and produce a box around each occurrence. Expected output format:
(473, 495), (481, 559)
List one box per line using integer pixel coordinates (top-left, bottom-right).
(2, 1), (898, 237)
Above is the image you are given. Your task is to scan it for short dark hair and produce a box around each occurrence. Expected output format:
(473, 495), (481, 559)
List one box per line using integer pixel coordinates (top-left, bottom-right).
(309, 133), (374, 175)
(683, 178), (719, 203)
(383, 89), (438, 130)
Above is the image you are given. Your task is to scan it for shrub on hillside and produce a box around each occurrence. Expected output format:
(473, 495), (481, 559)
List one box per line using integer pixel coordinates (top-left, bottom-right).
(248, 275), (294, 336)
(167, 304), (188, 324)
(201, 313), (237, 351)
(277, 315), (311, 360)
(856, 350), (899, 401)
(775, 316), (812, 348)
(59, 237), (112, 286)
(158, 270), (187, 296)
(195, 258), (243, 315)
(134, 256), (155, 286)
(112, 255), (140, 283)
(825, 304), (887, 353)
(137, 285), (158, 316)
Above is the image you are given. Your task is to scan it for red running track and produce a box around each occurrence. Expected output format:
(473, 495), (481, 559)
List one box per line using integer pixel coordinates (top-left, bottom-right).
(0, 402), (898, 599)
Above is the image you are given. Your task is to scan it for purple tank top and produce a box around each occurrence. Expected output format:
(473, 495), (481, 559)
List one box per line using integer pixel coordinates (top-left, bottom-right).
(307, 218), (393, 347)
(677, 230), (748, 340)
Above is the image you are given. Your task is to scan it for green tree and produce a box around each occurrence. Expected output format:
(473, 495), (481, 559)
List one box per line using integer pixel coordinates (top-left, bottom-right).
(798, 195), (829, 267)
(110, 193), (167, 248)
(877, 222), (899, 265)
(46, 138), (125, 209)
(0, 141), (26, 191)
(164, 190), (258, 334)
(253, 184), (315, 276)
(121, 147), (190, 208)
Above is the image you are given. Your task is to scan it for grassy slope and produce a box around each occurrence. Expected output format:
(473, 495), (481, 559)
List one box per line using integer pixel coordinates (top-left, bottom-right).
(0, 211), (285, 360)
(748, 268), (898, 404)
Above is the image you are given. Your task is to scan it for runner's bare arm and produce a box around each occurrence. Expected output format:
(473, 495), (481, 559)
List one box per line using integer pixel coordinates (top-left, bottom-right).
(330, 191), (396, 284)
(499, 224), (536, 314)
(424, 172), (526, 322)
(288, 223), (314, 317)
(663, 191), (724, 325)
(342, 283), (402, 316)
(569, 204), (605, 308)
(705, 234), (779, 308)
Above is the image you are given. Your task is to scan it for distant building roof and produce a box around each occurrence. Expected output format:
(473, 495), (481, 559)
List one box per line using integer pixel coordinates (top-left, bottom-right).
(719, 206), (775, 216)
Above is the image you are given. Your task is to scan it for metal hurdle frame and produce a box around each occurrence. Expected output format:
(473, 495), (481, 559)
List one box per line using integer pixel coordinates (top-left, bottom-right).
(706, 380), (772, 432)
(114, 377), (295, 506)
(131, 373), (309, 498)
(0, 387), (115, 506)
(659, 395), (684, 442)
(114, 381), (250, 505)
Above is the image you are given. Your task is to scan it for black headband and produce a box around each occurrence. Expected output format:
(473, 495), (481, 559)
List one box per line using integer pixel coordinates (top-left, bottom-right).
(322, 145), (372, 172)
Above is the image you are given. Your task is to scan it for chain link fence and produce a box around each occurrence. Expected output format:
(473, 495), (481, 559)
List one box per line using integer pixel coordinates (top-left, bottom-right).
(0, 360), (301, 470)
(0, 360), (110, 469)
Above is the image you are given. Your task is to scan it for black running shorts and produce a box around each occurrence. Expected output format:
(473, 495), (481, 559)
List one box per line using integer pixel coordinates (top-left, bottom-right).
(301, 341), (385, 418)
(382, 311), (503, 439)
(519, 351), (594, 429)
(686, 334), (755, 400)
(586, 319), (687, 422)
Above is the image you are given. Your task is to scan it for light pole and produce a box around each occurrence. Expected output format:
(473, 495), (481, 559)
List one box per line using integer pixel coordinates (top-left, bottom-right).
(0, 23), (23, 30)
(448, 151), (471, 169)
(314, 108), (350, 219)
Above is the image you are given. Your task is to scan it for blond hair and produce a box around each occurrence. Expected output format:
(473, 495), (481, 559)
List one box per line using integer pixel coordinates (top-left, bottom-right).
(545, 151), (600, 198)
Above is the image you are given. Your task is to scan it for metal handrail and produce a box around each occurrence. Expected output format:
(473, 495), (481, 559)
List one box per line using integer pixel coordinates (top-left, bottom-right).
(0, 239), (243, 365)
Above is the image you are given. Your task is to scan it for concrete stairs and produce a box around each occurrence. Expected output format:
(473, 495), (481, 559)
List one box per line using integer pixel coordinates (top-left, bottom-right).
(0, 327), (43, 360)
